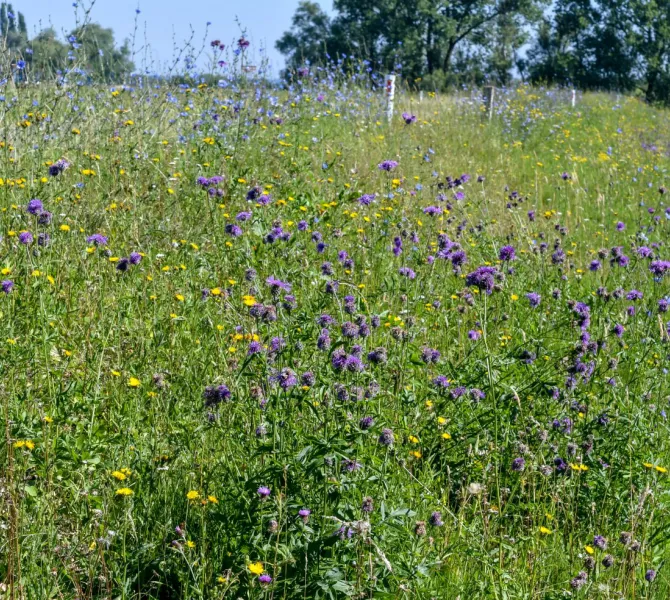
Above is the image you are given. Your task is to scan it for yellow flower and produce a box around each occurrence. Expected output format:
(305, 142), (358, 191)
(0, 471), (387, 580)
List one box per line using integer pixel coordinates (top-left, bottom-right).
(242, 295), (257, 306)
(186, 490), (200, 500)
(186, 540), (196, 549)
(248, 562), (264, 575)
(655, 466), (668, 473)
(59, 224), (70, 232)
(112, 470), (127, 480)
(408, 435), (419, 444)
(175, 294), (185, 302)
(115, 488), (133, 496)
(208, 495), (219, 504)
(128, 377), (141, 388)
(584, 545), (594, 555)
(441, 433), (451, 440)
(14, 440), (35, 450)
(539, 527), (553, 535)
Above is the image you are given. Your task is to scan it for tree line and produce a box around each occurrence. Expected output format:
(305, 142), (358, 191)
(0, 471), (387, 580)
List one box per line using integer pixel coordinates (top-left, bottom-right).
(1, 2), (133, 81)
(276, 0), (670, 103)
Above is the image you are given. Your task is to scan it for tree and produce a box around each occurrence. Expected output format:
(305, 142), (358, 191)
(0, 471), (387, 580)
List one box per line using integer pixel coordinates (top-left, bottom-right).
(68, 23), (134, 80)
(275, 1), (335, 70)
(28, 28), (68, 76)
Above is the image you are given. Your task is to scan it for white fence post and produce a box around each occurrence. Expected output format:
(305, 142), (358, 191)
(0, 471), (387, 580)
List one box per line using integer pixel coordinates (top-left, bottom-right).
(571, 89), (576, 108)
(386, 74), (396, 122)
(483, 86), (495, 121)
(419, 90), (424, 103)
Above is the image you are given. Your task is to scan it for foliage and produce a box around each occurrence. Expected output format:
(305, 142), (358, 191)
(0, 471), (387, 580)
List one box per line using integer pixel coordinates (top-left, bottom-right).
(1, 58), (670, 598)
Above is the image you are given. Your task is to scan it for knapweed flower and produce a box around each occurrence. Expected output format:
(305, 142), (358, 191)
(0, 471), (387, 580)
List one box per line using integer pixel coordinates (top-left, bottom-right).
(378, 160), (398, 171)
(266, 276), (291, 294)
(1, 280), (14, 294)
(511, 457), (525, 472)
(257, 486), (271, 499)
(499, 245), (516, 261)
(18, 231), (33, 245)
(429, 511), (443, 526)
(27, 199), (44, 214)
(526, 292), (541, 307)
(87, 233), (108, 246)
(465, 266), (500, 295)
(258, 574), (272, 585)
(378, 428), (394, 446)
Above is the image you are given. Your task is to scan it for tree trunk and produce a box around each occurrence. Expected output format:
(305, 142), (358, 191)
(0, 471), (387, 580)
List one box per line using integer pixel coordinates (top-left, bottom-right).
(443, 40), (456, 73)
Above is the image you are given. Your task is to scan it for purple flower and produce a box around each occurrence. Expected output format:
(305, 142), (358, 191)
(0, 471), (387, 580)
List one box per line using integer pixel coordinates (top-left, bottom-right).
(432, 375), (450, 390)
(468, 330), (481, 340)
(360, 416), (374, 430)
(115, 257), (131, 272)
(465, 266), (499, 295)
(129, 252), (142, 265)
(399, 267), (416, 279)
(526, 292), (541, 307)
(499, 245), (516, 261)
(645, 569), (657, 582)
(511, 457), (525, 472)
(257, 486), (271, 499)
(378, 160), (398, 171)
(378, 428), (394, 446)
(18, 231), (33, 245)
(266, 276), (291, 293)
(593, 535), (607, 550)
(1, 280), (14, 294)
(273, 368), (297, 389)
(650, 260), (670, 277)
(27, 199), (44, 215)
(612, 324), (624, 338)
(87, 234), (108, 246)
(402, 112), (417, 124)
(616, 221), (625, 231)
(247, 341), (263, 355)
(258, 574), (272, 585)
(420, 346), (440, 364)
(429, 511), (443, 527)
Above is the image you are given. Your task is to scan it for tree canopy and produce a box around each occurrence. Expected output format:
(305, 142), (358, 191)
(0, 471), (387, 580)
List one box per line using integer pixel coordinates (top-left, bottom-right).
(277, 0), (670, 102)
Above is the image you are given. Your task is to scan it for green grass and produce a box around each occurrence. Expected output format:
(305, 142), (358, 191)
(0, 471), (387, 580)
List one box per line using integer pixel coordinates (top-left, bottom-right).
(1, 81), (670, 599)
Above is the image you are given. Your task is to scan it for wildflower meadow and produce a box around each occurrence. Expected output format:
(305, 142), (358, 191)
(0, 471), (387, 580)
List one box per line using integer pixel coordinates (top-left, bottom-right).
(2, 59), (670, 599)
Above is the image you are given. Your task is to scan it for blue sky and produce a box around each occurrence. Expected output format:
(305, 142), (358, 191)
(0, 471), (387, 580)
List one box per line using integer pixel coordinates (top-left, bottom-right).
(22, 0), (330, 75)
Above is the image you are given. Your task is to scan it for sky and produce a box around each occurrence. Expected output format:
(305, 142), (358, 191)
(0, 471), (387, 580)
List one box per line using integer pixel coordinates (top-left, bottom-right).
(21, 0), (330, 75)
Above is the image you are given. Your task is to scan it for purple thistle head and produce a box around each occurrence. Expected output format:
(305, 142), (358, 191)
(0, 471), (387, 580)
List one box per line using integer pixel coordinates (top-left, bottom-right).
(1, 280), (14, 294)
(499, 245), (516, 261)
(378, 428), (394, 446)
(18, 231), (33, 245)
(266, 276), (291, 294)
(378, 160), (398, 172)
(511, 457), (525, 472)
(526, 292), (541, 308)
(27, 199), (44, 215)
(87, 233), (108, 246)
(257, 486), (271, 499)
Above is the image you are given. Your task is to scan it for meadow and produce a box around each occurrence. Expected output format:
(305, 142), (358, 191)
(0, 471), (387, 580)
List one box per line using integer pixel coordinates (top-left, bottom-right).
(1, 68), (670, 599)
